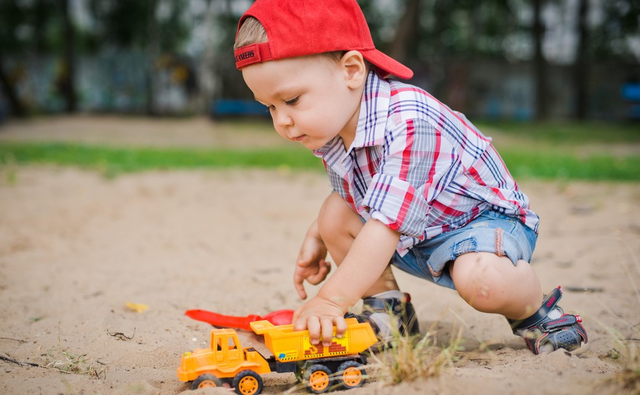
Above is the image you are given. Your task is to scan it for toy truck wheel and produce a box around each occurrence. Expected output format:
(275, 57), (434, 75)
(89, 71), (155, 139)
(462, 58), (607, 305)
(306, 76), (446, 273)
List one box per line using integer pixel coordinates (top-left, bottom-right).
(303, 364), (332, 394)
(192, 374), (223, 390)
(233, 370), (263, 395)
(337, 361), (366, 389)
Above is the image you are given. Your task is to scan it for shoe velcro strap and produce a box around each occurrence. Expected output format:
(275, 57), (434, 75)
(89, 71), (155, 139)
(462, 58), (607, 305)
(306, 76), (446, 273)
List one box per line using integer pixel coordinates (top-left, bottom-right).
(344, 312), (380, 332)
(540, 315), (578, 332)
(361, 293), (409, 313)
(510, 286), (563, 332)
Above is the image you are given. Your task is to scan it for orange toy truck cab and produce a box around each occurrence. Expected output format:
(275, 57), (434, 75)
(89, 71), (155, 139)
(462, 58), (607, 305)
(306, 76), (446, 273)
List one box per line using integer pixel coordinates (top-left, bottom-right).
(177, 318), (378, 395)
(177, 328), (271, 394)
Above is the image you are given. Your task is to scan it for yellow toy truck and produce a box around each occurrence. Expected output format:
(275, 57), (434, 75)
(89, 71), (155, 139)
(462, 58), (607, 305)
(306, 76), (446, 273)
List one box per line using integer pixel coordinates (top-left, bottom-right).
(177, 318), (378, 394)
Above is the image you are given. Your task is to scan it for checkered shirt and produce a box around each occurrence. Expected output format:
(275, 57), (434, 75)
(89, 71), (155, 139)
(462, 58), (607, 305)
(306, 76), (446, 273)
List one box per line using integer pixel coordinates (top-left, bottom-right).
(313, 72), (539, 256)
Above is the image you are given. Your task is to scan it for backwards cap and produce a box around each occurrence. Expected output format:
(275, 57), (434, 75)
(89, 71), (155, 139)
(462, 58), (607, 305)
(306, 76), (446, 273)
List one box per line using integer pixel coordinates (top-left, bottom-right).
(234, 0), (413, 80)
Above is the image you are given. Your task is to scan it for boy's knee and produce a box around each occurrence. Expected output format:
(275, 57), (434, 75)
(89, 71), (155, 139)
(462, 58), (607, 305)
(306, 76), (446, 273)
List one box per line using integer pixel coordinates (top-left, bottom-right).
(317, 193), (361, 239)
(451, 253), (510, 310)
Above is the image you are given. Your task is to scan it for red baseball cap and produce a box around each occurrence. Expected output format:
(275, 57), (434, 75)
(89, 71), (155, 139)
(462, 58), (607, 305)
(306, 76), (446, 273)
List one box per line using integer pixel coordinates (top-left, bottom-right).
(234, 0), (413, 80)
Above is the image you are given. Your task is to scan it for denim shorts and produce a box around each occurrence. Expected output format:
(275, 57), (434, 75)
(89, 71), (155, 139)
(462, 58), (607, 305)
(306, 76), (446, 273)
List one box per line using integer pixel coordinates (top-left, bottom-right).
(390, 210), (538, 290)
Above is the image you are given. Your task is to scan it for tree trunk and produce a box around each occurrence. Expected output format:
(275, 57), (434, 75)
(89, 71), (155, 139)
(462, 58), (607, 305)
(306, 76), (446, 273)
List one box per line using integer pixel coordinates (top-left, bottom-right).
(0, 54), (26, 117)
(533, 0), (547, 121)
(146, 0), (159, 116)
(389, 0), (421, 62)
(62, 0), (77, 113)
(35, 0), (46, 54)
(198, 0), (217, 112)
(574, 0), (589, 120)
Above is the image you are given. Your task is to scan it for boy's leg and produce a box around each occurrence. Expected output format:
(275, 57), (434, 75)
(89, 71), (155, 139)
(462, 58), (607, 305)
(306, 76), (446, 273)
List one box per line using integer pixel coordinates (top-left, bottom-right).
(317, 192), (419, 343)
(451, 252), (587, 354)
(450, 252), (542, 319)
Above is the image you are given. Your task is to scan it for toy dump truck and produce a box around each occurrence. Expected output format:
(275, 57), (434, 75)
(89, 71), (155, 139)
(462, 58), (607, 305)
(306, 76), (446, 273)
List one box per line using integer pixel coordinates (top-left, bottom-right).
(177, 318), (377, 394)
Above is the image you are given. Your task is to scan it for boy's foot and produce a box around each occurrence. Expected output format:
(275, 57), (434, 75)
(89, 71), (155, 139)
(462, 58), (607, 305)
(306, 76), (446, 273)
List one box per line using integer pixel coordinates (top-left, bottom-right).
(509, 286), (588, 355)
(345, 290), (420, 351)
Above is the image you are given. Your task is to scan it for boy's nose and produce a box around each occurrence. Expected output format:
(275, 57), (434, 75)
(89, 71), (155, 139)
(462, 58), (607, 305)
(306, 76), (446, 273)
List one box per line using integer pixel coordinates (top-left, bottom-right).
(274, 111), (293, 128)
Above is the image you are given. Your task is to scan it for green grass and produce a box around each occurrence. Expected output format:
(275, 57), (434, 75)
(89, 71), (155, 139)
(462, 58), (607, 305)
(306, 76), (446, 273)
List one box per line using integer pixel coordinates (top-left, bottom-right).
(476, 120), (640, 144)
(501, 150), (640, 181)
(0, 142), (324, 178)
(1, 141), (638, 181)
(0, 120), (638, 180)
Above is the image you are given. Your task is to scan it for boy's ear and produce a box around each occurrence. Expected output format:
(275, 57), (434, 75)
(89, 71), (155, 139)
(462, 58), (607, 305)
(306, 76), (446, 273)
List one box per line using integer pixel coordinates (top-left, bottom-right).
(340, 51), (367, 89)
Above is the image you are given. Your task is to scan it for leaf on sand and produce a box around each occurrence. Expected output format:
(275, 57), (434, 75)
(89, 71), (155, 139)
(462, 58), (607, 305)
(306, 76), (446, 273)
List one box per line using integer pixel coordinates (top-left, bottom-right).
(125, 302), (149, 313)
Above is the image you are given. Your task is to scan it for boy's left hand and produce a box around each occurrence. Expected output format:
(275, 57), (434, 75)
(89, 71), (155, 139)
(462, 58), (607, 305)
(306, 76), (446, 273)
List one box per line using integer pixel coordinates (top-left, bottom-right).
(292, 295), (347, 346)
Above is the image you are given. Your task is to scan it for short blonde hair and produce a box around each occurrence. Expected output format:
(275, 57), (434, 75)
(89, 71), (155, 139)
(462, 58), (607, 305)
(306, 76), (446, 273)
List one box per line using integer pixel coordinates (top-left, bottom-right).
(234, 17), (268, 50)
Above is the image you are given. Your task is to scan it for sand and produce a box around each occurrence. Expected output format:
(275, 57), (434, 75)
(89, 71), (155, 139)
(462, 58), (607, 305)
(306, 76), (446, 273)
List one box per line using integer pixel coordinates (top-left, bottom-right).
(0, 116), (639, 395)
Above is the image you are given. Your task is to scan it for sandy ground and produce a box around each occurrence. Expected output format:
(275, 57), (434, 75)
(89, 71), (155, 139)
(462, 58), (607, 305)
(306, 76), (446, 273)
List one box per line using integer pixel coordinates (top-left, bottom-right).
(1, 116), (639, 395)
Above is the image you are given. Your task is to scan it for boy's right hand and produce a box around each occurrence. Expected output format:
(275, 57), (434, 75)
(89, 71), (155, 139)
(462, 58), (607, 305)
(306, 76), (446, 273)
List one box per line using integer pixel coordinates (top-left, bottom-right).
(293, 233), (331, 300)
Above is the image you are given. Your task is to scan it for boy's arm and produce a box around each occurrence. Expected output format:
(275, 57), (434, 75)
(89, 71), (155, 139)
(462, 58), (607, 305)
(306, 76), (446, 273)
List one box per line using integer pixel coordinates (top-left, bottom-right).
(292, 218), (400, 346)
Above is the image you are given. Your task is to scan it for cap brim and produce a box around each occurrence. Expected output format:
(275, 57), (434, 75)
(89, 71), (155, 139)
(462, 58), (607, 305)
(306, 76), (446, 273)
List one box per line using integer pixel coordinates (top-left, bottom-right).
(361, 49), (413, 80)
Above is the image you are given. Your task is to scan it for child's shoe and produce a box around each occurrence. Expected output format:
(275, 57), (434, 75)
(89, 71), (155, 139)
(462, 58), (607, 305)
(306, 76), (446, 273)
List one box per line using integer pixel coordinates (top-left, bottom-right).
(345, 290), (420, 350)
(508, 286), (588, 354)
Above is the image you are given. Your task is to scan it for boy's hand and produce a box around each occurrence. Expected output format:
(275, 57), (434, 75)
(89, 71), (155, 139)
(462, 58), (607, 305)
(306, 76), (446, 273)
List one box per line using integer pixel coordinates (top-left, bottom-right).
(292, 295), (347, 346)
(293, 226), (331, 300)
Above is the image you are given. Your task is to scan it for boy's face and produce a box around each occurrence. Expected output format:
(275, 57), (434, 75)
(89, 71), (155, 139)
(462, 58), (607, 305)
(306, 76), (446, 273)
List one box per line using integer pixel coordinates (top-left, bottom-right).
(242, 55), (363, 150)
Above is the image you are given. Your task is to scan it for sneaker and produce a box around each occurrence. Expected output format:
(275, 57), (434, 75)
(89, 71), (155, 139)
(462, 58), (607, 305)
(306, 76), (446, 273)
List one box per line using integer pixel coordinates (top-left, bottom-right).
(345, 290), (420, 351)
(508, 286), (588, 355)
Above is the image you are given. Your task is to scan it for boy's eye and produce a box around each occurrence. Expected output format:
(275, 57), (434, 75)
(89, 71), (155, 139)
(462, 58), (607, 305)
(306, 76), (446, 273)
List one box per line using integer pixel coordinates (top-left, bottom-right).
(285, 97), (299, 106)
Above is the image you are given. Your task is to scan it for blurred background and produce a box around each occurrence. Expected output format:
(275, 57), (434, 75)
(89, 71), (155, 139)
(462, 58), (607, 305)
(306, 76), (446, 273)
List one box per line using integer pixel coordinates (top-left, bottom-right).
(0, 0), (639, 123)
(1, 6), (640, 395)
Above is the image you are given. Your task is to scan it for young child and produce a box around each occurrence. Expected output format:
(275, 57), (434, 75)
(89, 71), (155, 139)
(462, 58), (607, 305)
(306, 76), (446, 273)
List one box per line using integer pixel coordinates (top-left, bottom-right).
(233, 0), (587, 355)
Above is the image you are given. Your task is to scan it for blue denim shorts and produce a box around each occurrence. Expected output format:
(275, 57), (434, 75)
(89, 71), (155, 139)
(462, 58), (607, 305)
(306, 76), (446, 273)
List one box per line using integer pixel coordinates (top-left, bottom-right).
(390, 210), (538, 289)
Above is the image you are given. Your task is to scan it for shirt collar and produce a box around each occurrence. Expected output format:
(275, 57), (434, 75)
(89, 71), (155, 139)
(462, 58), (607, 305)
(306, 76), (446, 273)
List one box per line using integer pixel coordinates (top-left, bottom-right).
(313, 71), (391, 158)
(352, 71), (391, 150)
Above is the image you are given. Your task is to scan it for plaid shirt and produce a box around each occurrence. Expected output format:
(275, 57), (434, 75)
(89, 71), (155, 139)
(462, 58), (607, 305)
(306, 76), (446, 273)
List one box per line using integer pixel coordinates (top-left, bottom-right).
(313, 72), (539, 256)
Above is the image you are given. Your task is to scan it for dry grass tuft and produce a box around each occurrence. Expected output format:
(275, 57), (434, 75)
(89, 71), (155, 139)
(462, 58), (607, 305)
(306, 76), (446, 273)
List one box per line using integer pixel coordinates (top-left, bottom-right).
(373, 316), (464, 384)
(606, 235), (640, 395)
(42, 348), (106, 379)
(617, 358), (640, 394)
(606, 332), (640, 395)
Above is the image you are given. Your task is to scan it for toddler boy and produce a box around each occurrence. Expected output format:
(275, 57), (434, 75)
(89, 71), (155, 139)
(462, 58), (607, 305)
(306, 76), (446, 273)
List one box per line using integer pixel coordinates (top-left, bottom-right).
(233, 0), (587, 355)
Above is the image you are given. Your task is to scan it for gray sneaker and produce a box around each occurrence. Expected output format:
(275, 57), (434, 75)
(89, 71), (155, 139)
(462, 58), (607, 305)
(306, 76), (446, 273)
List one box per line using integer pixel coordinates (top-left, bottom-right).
(345, 291), (420, 351)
